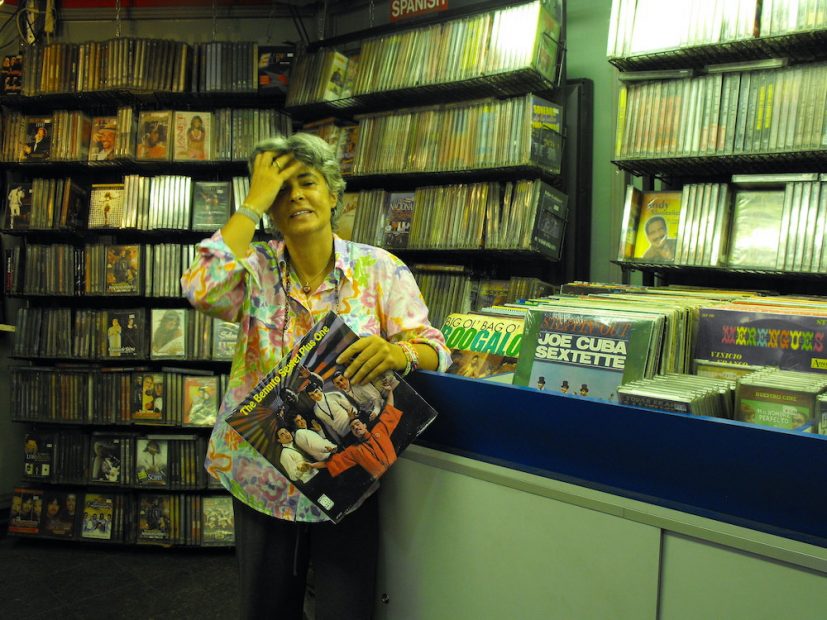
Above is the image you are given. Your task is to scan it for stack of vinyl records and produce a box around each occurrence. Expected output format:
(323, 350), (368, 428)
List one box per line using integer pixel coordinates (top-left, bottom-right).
(507, 286), (758, 401)
(693, 296), (827, 376)
(735, 368), (827, 432)
(618, 373), (737, 418)
(507, 277), (556, 302)
(513, 301), (667, 401)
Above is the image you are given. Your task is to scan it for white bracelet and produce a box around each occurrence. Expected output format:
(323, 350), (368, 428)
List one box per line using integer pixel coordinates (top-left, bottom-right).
(236, 205), (262, 225)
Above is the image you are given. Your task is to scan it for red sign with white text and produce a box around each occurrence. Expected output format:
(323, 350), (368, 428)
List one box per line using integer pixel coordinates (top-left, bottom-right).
(390, 0), (448, 22)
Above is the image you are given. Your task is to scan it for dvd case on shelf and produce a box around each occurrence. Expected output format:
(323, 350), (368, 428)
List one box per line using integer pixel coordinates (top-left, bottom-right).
(89, 116), (118, 161)
(23, 432), (55, 480)
(88, 183), (125, 229)
(136, 110), (173, 161)
(257, 45), (294, 94)
(4, 182), (32, 230)
(173, 111), (212, 162)
(192, 181), (232, 232)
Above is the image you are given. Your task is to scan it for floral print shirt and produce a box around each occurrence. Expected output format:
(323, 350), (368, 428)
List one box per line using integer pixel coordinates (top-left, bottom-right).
(181, 231), (450, 522)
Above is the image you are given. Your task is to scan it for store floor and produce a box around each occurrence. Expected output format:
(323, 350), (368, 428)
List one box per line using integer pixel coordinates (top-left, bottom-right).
(0, 534), (240, 619)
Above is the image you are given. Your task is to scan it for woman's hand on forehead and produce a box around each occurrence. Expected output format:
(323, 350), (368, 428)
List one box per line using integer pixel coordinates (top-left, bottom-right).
(245, 151), (302, 215)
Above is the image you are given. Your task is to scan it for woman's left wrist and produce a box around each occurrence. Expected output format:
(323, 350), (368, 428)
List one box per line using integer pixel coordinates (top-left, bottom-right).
(396, 341), (419, 376)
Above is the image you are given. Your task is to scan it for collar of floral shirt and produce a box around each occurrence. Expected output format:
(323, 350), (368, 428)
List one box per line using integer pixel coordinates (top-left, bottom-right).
(274, 233), (353, 294)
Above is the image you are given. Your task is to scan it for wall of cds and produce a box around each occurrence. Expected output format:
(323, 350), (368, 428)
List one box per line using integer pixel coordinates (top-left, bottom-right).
(617, 172), (827, 273)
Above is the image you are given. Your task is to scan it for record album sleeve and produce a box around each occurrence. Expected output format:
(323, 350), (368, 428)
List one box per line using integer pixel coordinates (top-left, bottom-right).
(441, 312), (524, 383)
(694, 307), (827, 374)
(225, 311), (439, 523)
(513, 307), (660, 402)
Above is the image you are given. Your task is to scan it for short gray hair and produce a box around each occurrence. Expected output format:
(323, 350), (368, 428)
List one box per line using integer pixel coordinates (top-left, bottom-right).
(248, 133), (347, 235)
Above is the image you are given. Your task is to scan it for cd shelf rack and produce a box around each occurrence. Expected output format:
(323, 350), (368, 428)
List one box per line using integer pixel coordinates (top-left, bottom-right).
(613, 150), (827, 178)
(609, 28), (827, 73)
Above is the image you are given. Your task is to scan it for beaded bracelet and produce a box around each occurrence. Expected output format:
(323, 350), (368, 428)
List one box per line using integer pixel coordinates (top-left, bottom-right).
(397, 341), (419, 376)
(236, 205), (262, 225)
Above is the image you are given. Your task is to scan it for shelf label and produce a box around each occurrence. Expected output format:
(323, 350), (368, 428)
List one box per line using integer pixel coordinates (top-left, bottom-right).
(390, 0), (448, 22)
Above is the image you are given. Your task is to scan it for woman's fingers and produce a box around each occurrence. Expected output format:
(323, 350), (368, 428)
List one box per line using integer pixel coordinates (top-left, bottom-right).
(339, 336), (405, 384)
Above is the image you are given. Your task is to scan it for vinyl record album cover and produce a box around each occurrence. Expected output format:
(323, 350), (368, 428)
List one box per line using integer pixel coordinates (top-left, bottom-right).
(226, 312), (439, 523)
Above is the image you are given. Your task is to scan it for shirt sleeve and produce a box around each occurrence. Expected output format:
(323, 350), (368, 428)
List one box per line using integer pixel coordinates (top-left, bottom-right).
(378, 257), (452, 372)
(280, 451), (302, 482)
(377, 403), (403, 435)
(180, 230), (268, 323)
(324, 448), (358, 478)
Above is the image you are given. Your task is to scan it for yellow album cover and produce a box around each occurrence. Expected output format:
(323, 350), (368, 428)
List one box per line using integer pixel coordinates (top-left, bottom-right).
(632, 191), (682, 262)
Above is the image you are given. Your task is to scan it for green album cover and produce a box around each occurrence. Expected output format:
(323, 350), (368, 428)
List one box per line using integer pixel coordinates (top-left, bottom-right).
(736, 384), (815, 431)
(514, 307), (657, 402)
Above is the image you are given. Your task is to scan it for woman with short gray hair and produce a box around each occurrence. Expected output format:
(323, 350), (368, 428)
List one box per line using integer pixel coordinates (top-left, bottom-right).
(182, 132), (450, 619)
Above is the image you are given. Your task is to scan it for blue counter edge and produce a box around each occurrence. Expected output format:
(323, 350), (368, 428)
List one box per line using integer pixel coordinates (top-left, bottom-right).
(408, 371), (827, 549)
